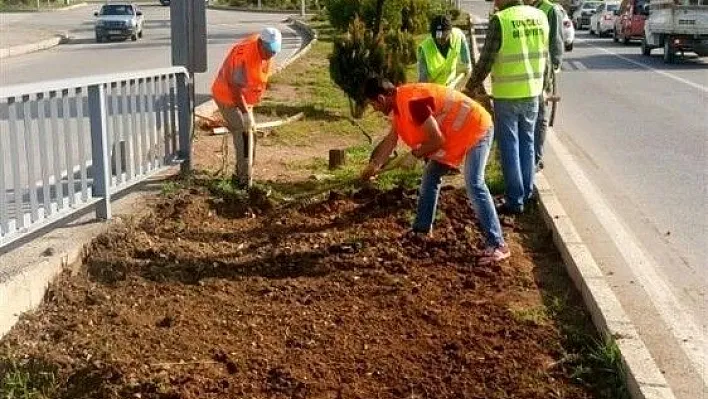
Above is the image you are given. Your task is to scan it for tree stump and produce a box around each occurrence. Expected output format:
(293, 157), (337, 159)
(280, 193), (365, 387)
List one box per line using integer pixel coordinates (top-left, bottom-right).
(329, 149), (346, 170)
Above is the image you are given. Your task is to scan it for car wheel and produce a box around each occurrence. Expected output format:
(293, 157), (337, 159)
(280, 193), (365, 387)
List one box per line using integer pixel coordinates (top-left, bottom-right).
(664, 38), (675, 63)
(138, 30), (143, 39)
(565, 42), (574, 52)
(641, 38), (651, 56)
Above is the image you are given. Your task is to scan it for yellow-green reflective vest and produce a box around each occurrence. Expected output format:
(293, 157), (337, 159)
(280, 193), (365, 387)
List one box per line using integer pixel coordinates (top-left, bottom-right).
(491, 5), (549, 99)
(537, 0), (554, 18)
(420, 27), (464, 85)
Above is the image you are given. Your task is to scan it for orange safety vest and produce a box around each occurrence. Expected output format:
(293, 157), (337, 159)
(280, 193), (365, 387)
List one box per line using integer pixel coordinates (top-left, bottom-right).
(211, 34), (272, 107)
(393, 83), (492, 168)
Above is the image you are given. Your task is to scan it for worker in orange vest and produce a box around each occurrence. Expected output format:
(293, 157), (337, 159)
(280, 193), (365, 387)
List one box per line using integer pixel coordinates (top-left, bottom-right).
(211, 27), (282, 188)
(361, 77), (510, 265)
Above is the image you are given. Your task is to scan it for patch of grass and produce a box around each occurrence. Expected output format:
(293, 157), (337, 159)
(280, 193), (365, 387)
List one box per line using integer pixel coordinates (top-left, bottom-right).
(572, 338), (630, 399)
(283, 144), (422, 195)
(0, 357), (57, 399)
(160, 181), (182, 196)
(485, 143), (505, 196)
(260, 20), (421, 147)
(509, 306), (550, 326)
(261, 28), (390, 146)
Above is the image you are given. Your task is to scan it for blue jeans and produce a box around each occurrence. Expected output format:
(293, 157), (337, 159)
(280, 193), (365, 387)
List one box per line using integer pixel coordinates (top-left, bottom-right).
(534, 95), (550, 166)
(412, 129), (505, 248)
(494, 98), (539, 211)
(412, 160), (448, 234)
(464, 128), (505, 248)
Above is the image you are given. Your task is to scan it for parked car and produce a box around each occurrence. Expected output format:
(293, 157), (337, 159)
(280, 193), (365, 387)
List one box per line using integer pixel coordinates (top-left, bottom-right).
(94, 3), (144, 43)
(573, 0), (603, 30)
(559, 6), (576, 51)
(642, 0), (708, 63)
(613, 0), (648, 44)
(590, 1), (621, 37)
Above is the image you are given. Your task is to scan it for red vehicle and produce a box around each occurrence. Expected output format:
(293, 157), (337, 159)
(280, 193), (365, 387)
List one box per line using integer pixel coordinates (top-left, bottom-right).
(613, 0), (648, 43)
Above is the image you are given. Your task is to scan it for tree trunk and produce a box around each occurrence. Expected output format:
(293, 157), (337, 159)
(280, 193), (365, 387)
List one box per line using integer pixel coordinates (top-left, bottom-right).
(329, 149), (347, 170)
(373, 0), (386, 37)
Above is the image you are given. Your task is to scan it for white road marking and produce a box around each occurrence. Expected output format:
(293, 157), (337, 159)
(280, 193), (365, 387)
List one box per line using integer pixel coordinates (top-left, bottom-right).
(547, 130), (708, 387)
(571, 60), (587, 70)
(577, 38), (708, 93)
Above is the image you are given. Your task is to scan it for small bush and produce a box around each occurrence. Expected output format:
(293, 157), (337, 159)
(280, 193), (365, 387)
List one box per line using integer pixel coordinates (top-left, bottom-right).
(329, 18), (416, 118)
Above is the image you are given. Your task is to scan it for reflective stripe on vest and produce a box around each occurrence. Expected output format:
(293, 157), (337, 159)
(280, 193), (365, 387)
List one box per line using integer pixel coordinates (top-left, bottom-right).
(211, 35), (272, 106)
(393, 83), (492, 168)
(491, 6), (549, 99)
(420, 28), (464, 86)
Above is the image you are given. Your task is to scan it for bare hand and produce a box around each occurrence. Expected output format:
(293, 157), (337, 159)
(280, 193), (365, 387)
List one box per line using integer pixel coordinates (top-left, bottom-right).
(360, 163), (379, 181)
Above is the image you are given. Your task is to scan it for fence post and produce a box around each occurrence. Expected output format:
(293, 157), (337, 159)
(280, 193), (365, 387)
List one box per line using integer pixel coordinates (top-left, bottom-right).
(176, 73), (192, 173)
(88, 84), (112, 220)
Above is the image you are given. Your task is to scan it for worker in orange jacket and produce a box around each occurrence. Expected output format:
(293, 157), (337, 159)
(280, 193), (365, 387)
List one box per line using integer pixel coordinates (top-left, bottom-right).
(361, 77), (510, 265)
(211, 27), (282, 188)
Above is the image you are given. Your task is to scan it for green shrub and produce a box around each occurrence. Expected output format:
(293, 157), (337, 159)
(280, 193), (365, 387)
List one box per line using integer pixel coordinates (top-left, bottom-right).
(329, 18), (416, 118)
(324, 0), (455, 34)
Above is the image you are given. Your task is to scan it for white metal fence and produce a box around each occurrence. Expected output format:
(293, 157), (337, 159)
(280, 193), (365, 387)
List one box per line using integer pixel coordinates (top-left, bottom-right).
(0, 67), (192, 248)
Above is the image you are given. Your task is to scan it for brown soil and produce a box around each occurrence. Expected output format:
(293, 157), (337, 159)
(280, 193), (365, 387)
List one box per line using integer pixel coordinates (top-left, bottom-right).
(191, 129), (360, 182)
(1, 182), (597, 399)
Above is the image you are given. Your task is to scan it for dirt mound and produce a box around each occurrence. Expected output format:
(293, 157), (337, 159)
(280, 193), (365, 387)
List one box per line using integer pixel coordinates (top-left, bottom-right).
(2, 186), (595, 399)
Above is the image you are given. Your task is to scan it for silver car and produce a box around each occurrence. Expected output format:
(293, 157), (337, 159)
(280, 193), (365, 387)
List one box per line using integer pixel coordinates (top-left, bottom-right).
(94, 3), (144, 43)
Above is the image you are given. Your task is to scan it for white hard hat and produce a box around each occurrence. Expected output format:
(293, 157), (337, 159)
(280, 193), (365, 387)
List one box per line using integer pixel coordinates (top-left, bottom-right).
(260, 27), (282, 54)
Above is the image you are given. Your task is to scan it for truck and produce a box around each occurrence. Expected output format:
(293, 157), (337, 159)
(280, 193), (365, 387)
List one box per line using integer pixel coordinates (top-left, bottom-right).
(641, 0), (708, 63)
(613, 0), (648, 43)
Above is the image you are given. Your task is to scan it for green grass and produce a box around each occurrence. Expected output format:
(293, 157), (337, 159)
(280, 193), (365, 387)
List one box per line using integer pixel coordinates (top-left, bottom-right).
(485, 143), (505, 196)
(261, 22), (391, 146)
(260, 20), (421, 147)
(572, 338), (630, 399)
(509, 306), (550, 327)
(160, 181), (182, 196)
(0, 357), (57, 399)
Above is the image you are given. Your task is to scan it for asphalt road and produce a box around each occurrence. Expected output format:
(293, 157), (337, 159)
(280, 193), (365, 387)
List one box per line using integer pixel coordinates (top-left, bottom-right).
(461, 0), (707, 395)
(0, 4), (302, 103)
(1, 4), (304, 243)
(546, 31), (707, 397)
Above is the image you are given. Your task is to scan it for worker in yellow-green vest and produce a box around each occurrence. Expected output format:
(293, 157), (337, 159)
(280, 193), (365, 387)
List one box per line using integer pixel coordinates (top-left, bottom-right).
(466, 0), (549, 215)
(417, 15), (472, 88)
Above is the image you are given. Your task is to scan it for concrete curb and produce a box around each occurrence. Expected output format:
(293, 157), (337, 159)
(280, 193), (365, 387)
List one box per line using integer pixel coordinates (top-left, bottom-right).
(195, 16), (318, 116)
(0, 32), (69, 59)
(0, 166), (177, 339)
(535, 171), (677, 399)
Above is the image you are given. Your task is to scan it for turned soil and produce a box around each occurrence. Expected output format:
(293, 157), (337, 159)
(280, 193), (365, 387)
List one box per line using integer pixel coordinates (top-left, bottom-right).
(1, 182), (598, 399)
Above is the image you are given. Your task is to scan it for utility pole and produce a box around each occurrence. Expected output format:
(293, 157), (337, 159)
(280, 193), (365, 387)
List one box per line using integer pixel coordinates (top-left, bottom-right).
(301, 0), (305, 16)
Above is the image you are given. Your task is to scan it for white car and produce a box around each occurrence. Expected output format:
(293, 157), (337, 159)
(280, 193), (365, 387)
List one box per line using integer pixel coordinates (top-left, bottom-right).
(559, 6), (576, 52)
(94, 3), (144, 43)
(573, 0), (603, 30)
(589, 1), (620, 37)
